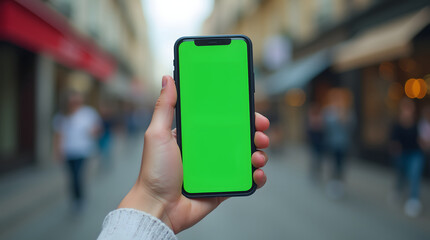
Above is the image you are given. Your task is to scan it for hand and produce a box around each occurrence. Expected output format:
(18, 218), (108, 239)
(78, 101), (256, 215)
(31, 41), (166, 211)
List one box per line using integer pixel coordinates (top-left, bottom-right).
(118, 75), (270, 233)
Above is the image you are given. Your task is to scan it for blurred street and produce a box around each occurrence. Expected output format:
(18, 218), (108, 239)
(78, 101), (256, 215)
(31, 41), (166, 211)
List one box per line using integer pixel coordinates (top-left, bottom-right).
(181, 146), (430, 240)
(0, 134), (144, 240)
(1, 135), (429, 239)
(1, 0), (430, 239)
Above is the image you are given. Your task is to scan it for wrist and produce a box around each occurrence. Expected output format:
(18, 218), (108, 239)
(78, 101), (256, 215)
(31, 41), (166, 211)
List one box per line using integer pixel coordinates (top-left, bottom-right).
(118, 184), (170, 227)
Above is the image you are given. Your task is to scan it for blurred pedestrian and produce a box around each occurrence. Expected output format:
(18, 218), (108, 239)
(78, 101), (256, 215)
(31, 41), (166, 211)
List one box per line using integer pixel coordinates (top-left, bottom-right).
(264, 100), (284, 156)
(124, 103), (139, 137)
(53, 90), (101, 211)
(323, 88), (354, 199)
(307, 103), (325, 182)
(390, 98), (424, 217)
(98, 102), (115, 169)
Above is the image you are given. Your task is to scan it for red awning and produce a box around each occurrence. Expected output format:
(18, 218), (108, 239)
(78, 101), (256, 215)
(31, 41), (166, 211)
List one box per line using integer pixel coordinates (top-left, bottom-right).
(0, 0), (116, 80)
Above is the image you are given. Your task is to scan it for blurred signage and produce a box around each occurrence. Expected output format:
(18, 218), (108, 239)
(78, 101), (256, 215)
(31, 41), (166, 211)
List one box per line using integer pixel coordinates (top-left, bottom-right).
(0, 0), (116, 81)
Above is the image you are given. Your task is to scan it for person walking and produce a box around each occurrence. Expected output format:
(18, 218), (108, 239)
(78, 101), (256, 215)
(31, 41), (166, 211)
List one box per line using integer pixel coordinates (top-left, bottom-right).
(53, 90), (101, 211)
(307, 103), (325, 182)
(323, 88), (354, 199)
(390, 98), (424, 217)
(98, 102), (115, 169)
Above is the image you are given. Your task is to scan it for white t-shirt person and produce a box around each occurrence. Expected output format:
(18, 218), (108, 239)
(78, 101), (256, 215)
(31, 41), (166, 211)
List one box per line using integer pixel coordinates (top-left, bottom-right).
(53, 106), (101, 160)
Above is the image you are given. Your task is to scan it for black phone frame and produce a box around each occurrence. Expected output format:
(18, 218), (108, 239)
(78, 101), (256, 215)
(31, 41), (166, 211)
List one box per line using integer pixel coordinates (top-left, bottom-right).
(174, 35), (257, 198)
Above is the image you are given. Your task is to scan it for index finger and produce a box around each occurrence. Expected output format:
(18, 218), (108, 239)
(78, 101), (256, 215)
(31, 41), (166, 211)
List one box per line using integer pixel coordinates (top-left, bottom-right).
(255, 112), (270, 132)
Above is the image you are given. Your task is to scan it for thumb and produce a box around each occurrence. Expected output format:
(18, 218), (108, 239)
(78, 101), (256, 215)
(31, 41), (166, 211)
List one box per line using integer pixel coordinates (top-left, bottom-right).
(148, 75), (177, 132)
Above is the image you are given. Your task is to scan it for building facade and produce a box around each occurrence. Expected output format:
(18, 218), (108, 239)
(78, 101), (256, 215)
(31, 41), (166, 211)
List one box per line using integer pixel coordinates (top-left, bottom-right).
(203, 0), (430, 163)
(0, 0), (152, 174)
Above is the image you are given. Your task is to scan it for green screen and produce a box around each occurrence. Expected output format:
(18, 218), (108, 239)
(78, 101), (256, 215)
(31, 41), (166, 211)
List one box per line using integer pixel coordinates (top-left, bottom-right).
(178, 39), (253, 194)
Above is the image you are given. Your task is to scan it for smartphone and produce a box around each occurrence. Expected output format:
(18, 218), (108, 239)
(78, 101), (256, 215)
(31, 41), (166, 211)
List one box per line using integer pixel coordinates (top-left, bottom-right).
(174, 35), (256, 198)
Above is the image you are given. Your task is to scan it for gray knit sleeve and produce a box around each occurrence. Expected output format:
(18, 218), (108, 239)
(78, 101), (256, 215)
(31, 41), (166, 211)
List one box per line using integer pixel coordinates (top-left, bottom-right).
(97, 208), (177, 240)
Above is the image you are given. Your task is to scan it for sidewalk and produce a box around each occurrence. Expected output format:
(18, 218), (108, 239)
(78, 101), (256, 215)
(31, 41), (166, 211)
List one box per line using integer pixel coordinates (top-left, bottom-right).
(0, 164), (65, 234)
(179, 144), (430, 240)
(1, 141), (429, 239)
(277, 144), (430, 225)
(0, 133), (144, 240)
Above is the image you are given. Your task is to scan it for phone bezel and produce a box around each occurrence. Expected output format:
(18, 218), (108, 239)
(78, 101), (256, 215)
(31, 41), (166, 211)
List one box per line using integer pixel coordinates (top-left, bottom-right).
(174, 35), (257, 198)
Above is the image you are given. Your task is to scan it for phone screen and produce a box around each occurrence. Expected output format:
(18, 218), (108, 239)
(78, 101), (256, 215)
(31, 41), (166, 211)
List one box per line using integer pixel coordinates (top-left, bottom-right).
(177, 37), (254, 195)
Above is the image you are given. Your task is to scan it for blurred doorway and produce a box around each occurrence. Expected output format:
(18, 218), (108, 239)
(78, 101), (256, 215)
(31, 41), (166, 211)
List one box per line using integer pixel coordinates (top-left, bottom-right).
(0, 43), (36, 174)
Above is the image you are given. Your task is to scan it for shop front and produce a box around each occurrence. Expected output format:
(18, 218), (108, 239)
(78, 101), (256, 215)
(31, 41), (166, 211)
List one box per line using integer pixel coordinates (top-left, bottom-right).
(334, 8), (430, 163)
(0, 0), (116, 174)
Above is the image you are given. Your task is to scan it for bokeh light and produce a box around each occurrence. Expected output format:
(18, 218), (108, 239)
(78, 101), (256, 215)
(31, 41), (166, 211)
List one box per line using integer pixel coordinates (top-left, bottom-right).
(424, 74), (430, 94)
(404, 78), (427, 99)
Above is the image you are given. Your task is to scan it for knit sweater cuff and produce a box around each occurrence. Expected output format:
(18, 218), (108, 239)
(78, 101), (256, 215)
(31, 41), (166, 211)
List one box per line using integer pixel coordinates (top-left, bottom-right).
(97, 208), (177, 240)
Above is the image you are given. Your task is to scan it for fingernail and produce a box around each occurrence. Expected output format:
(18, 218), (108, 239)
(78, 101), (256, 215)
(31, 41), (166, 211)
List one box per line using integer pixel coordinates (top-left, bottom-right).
(162, 77), (167, 89)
